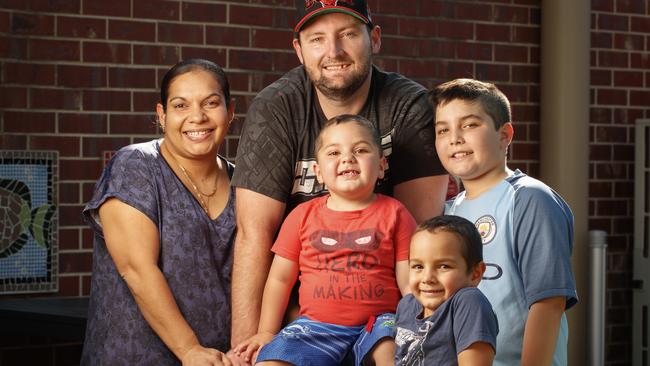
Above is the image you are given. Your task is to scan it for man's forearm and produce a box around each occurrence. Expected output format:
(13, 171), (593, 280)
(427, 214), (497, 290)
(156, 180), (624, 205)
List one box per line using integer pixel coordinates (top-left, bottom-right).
(231, 233), (273, 346)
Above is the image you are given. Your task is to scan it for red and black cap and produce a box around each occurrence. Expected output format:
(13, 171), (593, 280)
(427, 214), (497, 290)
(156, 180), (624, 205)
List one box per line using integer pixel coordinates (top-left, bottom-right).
(294, 0), (373, 33)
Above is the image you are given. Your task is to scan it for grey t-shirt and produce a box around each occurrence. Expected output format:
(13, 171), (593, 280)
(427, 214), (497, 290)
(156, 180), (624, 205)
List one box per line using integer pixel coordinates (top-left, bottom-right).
(395, 288), (498, 366)
(232, 65), (445, 213)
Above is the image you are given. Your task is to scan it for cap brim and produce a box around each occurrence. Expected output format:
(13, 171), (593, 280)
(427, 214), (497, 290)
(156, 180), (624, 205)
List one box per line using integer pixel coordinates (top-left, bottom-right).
(294, 7), (370, 33)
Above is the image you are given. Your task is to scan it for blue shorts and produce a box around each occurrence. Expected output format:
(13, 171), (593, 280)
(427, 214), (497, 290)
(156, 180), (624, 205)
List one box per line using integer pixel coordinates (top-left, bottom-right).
(256, 313), (396, 366)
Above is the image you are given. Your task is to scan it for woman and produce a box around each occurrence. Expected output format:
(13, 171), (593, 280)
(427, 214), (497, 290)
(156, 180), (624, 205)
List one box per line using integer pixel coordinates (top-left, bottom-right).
(81, 59), (236, 366)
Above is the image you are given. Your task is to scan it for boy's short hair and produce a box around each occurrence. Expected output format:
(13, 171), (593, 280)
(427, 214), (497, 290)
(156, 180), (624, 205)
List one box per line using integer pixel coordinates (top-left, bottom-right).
(314, 114), (382, 155)
(415, 215), (483, 273)
(429, 78), (512, 130)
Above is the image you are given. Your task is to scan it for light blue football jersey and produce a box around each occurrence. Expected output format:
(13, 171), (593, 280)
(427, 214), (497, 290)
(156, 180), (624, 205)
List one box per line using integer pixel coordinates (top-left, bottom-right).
(446, 170), (578, 366)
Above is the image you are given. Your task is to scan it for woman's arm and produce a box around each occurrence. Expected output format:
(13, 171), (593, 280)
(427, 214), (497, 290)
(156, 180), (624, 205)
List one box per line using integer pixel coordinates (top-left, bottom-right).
(235, 255), (299, 363)
(99, 198), (229, 366)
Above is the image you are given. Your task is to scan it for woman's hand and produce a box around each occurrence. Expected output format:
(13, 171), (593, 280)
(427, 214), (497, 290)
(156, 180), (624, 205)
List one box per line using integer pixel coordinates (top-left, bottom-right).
(181, 344), (232, 366)
(234, 331), (275, 364)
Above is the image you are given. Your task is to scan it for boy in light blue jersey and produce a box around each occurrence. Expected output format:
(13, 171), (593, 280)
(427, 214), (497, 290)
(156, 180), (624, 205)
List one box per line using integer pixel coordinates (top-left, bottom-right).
(430, 78), (578, 366)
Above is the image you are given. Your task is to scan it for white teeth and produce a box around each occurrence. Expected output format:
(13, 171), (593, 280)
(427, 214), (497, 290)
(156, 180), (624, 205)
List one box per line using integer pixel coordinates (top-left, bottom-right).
(453, 151), (471, 158)
(185, 130), (210, 137)
(324, 64), (348, 70)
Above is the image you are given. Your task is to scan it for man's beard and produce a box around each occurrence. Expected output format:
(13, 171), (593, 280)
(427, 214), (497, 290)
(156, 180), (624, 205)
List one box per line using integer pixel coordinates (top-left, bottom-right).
(308, 52), (372, 102)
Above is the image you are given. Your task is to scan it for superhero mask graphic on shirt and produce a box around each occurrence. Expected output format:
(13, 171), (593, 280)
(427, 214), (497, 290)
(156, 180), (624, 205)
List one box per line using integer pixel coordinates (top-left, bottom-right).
(309, 229), (383, 253)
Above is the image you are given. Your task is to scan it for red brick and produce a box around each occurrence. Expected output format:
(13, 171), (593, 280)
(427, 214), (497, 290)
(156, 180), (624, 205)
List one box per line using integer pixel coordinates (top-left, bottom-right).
(511, 142), (537, 160)
(512, 65), (538, 82)
(272, 7), (295, 29)
(109, 19), (155, 42)
(231, 49), (273, 70)
(437, 20), (473, 40)
(134, 0), (180, 20)
(598, 50), (629, 68)
(60, 159), (103, 180)
(614, 34), (644, 51)
(0, 134), (27, 149)
(31, 88), (82, 110)
(446, 61), (474, 79)
(57, 16), (105, 39)
(133, 91), (159, 112)
(0, 0), (29, 10)
(419, 39), (455, 58)
(272, 51), (300, 72)
(30, 135), (80, 157)
(231, 5), (273, 27)
(454, 2), (493, 21)
(381, 37), (419, 57)
(252, 28), (293, 50)
(158, 22), (203, 44)
(182, 47), (227, 66)
(592, 0), (614, 12)
(83, 136), (131, 157)
(59, 113), (107, 134)
(11, 13), (54, 36)
(399, 59), (442, 78)
(57, 64), (106, 88)
(616, 0), (645, 14)
(495, 44), (528, 63)
(83, 90), (131, 111)
(529, 46), (539, 63)
(511, 105), (538, 122)
(29, 0), (80, 13)
(631, 52), (650, 68)
(374, 0), (418, 15)
(597, 199), (629, 216)
(613, 108), (644, 124)
(29, 39), (79, 61)
(455, 42), (492, 61)
(4, 111), (54, 132)
(590, 144), (612, 161)
(0, 36), (28, 59)
(598, 14), (629, 31)
(591, 32), (612, 48)
(614, 182), (634, 198)
(227, 72), (248, 93)
(60, 251), (92, 273)
(0, 86), (27, 108)
(597, 88), (627, 105)
(613, 144), (634, 161)
(83, 0), (130, 17)
(591, 69), (612, 86)
(59, 227), (80, 250)
(595, 162), (628, 180)
(371, 14), (397, 35)
(182, 2), (227, 23)
(512, 25), (539, 43)
(595, 126), (628, 143)
(420, 0), (455, 17)
(82, 228), (94, 249)
(494, 5), (529, 24)
(82, 41), (131, 63)
(614, 70), (644, 87)
(57, 275), (80, 296)
(397, 17), (436, 38)
(0, 11), (8, 33)
(631, 16), (650, 33)
(475, 63), (509, 82)
(82, 275), (92, 296)
(630, 90), (650, 106)
(110, 114), (159, 135)
(206, 25), (250, 47)
(134, 44), (180, 65)
(500, 84), (528, 103)
(3, 62), (55, 85)
(109, 67), (156, 89)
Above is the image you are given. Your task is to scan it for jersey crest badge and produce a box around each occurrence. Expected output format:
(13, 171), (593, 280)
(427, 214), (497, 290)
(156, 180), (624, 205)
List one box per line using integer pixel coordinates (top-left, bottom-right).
(475, 215), (496, 244)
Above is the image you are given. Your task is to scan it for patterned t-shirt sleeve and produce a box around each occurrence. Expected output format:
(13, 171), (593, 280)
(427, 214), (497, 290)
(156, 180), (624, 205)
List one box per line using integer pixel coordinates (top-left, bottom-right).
(513, 184), (578, 309)
(388, 87), (446, 184)
(452, 288), (499, 354)
(231, 94), (296, 203)
(271, 204), (304, 262)
(82, 145), (159, 233)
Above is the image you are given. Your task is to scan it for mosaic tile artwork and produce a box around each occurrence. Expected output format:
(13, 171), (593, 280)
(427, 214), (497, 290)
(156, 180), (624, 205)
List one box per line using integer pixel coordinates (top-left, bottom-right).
(0, 151), (58, 294)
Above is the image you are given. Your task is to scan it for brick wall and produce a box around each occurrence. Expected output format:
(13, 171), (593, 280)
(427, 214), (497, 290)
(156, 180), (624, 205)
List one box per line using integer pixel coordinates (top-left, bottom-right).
(0, 0), (644, 365)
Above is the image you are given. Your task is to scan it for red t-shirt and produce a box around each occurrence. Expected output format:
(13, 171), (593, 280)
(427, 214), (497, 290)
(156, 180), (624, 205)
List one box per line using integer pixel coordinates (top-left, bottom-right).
(272, 194), (416, 326)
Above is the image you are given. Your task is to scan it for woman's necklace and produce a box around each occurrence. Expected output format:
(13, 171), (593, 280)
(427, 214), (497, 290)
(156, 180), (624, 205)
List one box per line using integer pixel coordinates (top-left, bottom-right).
(163, 143), (219, 215)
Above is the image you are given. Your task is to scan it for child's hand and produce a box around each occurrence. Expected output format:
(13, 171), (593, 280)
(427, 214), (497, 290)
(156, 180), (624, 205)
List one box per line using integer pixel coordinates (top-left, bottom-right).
(234, 331), (275, 364)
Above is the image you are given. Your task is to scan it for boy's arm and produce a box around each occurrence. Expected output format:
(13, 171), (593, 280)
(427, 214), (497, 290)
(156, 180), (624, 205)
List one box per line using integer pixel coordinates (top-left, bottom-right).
(395, 260), (410, 295)
(235, 255), (299, 363)
(521, 296), (566, 366)
(458, 342), (495, 366)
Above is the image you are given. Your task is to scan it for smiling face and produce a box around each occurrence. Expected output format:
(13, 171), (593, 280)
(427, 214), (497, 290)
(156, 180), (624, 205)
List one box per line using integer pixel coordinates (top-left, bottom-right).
(293, 12), (380, 101)
(434, 99), (513, 194)
(409, 229), (483, 318)
(156, 69), (234, 162)
(313, 121), (386, 208)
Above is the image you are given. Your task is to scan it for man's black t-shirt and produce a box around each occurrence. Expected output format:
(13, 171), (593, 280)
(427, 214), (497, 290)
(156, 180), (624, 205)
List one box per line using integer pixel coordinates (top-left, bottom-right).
(232, 65), (445, 214)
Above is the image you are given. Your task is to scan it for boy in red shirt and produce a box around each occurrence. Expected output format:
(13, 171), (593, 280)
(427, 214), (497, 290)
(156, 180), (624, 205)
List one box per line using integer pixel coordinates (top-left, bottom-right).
(235, 114), (416, 365)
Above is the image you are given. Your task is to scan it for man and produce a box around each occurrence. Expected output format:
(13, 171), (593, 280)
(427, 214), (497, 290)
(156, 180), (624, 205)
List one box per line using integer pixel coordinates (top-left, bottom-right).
(230, 0), (449, 348)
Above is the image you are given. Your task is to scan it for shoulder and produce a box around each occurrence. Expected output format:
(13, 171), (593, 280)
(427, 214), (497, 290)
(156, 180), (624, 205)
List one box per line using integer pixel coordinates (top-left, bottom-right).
(374, 67), (427, 96)
(452, 287), (491, 306)
(249, 66), (309, 108)
(109, 140), (161, 171)
(507, 170), (572, 217)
